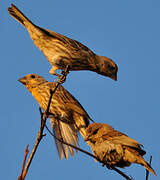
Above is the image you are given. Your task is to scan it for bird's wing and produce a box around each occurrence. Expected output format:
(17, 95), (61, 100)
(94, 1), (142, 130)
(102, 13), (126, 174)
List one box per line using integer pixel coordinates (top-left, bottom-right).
(35, 82), (90, 128)
(46, 29), (95, 55)
(50, 83), (90, 119)
(102, 131), (143, 150)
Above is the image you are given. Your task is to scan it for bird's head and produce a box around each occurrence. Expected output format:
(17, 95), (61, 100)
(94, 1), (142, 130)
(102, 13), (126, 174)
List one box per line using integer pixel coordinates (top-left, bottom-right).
(96, 55), (118, 81)
(85, 123), (103, 142)
(18, 73), (47, 92)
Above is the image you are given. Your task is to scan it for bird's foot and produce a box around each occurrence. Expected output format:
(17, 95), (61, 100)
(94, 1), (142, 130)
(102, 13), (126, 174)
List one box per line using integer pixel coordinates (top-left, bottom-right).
(58, 65), (70, 84)
(57, 74), (66, 84)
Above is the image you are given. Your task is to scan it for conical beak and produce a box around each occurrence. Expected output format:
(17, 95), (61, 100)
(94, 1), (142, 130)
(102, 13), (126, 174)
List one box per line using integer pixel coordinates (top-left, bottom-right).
(18, 77), (27, 85)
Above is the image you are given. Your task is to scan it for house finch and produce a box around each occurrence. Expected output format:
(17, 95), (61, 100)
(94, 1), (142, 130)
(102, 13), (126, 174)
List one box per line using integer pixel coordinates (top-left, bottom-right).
(85, 123), (156, 176)
(8, 4), (118, 80)
(18, 73), (91, 159)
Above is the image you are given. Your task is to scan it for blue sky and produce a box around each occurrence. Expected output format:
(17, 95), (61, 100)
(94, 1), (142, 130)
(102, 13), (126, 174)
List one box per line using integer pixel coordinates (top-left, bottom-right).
(1, 0), (159, 179)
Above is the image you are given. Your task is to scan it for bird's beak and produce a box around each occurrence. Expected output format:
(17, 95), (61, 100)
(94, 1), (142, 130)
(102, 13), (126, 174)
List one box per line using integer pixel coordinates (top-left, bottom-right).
(112, 74), (117, 81)
(18, 77), (27, 85)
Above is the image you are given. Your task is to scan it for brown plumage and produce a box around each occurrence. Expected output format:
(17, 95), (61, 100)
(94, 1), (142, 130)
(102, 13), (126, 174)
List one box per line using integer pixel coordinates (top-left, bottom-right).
(8, 4), (118, 80)
(18, 73), (91, 159)
(85, 123), (156, 176)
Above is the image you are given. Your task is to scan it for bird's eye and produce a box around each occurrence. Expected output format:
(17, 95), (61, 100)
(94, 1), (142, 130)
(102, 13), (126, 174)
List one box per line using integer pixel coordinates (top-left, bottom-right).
(92, 128), (99, 135)
(31, 75), (35, 78)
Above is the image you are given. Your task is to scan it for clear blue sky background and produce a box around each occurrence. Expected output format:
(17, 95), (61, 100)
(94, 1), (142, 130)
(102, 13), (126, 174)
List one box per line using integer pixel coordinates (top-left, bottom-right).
(1, 0), (159, 179)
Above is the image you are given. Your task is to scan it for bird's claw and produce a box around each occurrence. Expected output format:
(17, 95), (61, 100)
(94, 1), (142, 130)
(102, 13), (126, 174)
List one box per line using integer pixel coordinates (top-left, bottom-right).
(57, 74), (67, 84)
(57, 66), (70, 84)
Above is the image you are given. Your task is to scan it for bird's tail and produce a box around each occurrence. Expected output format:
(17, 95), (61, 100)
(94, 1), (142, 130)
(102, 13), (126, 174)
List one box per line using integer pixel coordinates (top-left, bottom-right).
(126, 148), (156, 176)
(51, 118), (79, 160)
(137, 157), (156, 176)
(8, 4), (34, 28)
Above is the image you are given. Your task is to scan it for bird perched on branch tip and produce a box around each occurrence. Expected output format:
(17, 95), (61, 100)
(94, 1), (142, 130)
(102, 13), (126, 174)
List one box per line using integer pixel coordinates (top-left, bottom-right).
(8, 4), (118, 80)
(18, 73), (91, 160)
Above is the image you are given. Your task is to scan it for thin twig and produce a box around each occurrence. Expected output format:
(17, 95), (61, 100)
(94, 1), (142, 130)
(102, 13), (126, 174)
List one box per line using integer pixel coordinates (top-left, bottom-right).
(19, 67), (69, 180)
(22, 110), (46, 180)
(45, 124), (132, 180)
(18, 145), (29, 180)
(146, 156), (152, 180)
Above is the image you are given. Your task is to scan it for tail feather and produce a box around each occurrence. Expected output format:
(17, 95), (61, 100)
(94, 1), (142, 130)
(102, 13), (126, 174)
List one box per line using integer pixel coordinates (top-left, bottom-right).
(60, 123), (78, 156)
(140, 159), (157, 176)
(54, 135), (67, 160)
(51, 118), (79, 160)
(8, 4), (34, 27)
(8, 4), (49, 43)
(126, 148), (156, 176)
(61, 126), (74, 156)
(53, 125), (69, 160)
(63, 124), (79, 150)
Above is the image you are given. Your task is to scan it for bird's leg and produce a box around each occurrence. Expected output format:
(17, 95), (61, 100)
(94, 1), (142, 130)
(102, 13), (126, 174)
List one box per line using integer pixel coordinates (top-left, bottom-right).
(58, 65), (70, 83)
(61, 65), (70, 76)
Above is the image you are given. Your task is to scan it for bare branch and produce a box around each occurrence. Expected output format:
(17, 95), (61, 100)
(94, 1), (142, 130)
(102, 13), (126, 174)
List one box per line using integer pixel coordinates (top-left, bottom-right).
(18, 145), (29, 180)
(146, 156), (152, 180)
(21, 108), (47, 179)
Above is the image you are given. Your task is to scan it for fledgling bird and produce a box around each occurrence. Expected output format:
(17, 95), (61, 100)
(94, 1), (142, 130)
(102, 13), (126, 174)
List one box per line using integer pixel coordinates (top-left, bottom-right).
(18, 73), (91, 160)
(8, 4), (118, 80)
(85, 123), (156, 176)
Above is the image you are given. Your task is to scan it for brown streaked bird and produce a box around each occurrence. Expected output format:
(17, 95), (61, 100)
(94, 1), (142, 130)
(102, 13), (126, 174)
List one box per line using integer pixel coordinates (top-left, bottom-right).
(85, 123), (156, 176)
(18, 73), (91, 160)
(8, 4), (118, 80)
